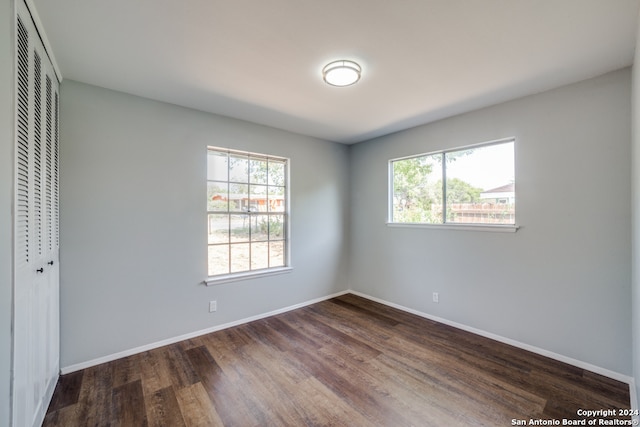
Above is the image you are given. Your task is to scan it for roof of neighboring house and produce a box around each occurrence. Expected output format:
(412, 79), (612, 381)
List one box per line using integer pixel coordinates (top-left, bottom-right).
(482, 183), (514, 194)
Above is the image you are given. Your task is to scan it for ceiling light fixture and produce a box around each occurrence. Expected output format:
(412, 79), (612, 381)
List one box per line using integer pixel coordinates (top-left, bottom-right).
(322, 60), (361, 87)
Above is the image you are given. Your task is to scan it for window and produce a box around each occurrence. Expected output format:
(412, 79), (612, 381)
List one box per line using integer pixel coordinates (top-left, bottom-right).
(207, 147), (289, 280)
(390, 138), (515, 227)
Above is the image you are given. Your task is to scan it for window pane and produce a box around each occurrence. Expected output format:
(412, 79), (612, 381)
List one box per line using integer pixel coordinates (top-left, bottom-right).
(229, 183), (248, 211)
(250, 215), (270, 242)
(207, 147), (289, 278)
(269, 215), (285, 240)
(269, 241), (285, 268)
(208, 245), (229, 276)
(230, 243), (250, 273)
(207, 182), (228, 212)
(207, 150), (228, 181)
(229, 155), (249, 183)
(230, 214), (250, 242)
(250, 158), (268, 185)
(250, 185), (268, 212)
(445, 142), (514, 224)
(208, 214), (229, 244)
(268, 186), (285, 212)
(251, 242), (269, 270)
(392, 154), (442, 223)
(268, 160), (285, 186)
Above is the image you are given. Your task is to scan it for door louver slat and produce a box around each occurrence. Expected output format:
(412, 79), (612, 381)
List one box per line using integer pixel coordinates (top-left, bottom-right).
(33, 51), (42, 257)
(45, 76), (52, 252)
(54, 91), (59, 248)
(16, 16), (30, 265)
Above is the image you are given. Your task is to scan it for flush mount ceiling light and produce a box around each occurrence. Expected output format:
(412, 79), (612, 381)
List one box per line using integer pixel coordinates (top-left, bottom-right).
(322, 60), (361, 87)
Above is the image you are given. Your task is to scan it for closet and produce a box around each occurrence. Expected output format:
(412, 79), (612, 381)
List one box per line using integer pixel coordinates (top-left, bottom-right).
(13, 1), (61, 426)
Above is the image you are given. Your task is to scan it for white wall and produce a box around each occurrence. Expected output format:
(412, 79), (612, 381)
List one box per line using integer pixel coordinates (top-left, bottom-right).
(0, 0), (14, 424)
(59, 80), (350, 369)
(349, 69), (632, 375)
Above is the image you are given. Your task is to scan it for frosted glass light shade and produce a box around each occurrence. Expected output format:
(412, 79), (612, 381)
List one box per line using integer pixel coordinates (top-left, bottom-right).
(322, 60), (361, 87)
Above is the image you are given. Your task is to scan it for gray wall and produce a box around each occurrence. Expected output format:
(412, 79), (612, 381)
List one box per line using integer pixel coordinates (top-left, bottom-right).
(59, 80), (350, 368)
(0, 0), (14, 425)
(57, 59), (635, 379)
(349, 69), (632, 375)
(632, 11), (640, 405)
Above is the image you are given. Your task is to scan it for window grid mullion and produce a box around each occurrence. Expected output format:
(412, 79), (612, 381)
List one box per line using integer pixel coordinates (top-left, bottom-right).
(442, 152), (447, 224)
(246, 155), (252, 270)
(266, 158), (270, 268)
(227, 153), (232, 274)
(388, 138), (515, 227)
(208, 147), (289, 278)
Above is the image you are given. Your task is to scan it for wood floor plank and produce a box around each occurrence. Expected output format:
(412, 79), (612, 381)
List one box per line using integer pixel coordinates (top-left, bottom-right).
(46, 370), (84, 413)
(287, 342), (417, 426)
(337, 293), (433, 326)
(308, 298), (400, 343)
(153, 345), (200, 390)
(582, 370), (632, 406)
(288, 376), (374, 427)
(365, 353), (511, 426)
(111, 352), (142, 388)
(225, 344), (314, 426)
(174, 383), (224, 427)
(203, 334), (319, 426)
(45, 294), (631, 426)
(529, 368), (629, 420)
(145, 386), (186, 427)
(293, 306), (388, 358)
(378, 334), (547, 421)
(73, 363), (114, 427)
(185, 345), (263, 426)
(327, 296), (401, 328)
(111, 379), (148, 427)
(239, 338), (311, 386)
(42, 403), (80, 427)
(137, 350), (173, 397)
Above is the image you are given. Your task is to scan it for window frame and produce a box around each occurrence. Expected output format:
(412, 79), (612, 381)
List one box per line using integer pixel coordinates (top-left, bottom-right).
(387, 137), (518, 232)
(206, 147), (292, 285)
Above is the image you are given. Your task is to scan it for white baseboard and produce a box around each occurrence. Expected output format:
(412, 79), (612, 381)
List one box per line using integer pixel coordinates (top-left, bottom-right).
(630, 377), (639, 424)
(348, 290), (634, 385)
(60, 290), (349, 374)
(60, 287), (637, 410)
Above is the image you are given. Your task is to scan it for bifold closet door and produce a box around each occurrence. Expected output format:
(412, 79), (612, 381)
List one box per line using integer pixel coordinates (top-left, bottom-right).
(13, 1), (60, 426)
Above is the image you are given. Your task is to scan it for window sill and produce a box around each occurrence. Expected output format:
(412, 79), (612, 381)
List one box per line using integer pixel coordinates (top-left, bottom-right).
(386, 222), (519, 232)
(205, 267), (293, 286)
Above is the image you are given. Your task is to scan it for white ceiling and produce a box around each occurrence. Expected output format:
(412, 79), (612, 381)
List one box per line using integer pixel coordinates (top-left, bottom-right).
(33, 0), (640, 144)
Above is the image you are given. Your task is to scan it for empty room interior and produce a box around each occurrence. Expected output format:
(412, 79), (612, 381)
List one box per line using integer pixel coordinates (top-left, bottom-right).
(6, 0), (640, 426)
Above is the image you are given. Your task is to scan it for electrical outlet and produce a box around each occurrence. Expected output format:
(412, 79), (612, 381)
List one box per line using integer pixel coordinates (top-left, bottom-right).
(432, 292), (439, 303)
(209, 300), (217, 312)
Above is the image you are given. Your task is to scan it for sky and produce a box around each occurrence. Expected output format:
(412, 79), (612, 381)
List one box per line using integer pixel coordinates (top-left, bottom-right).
(445, 141), (514, 191)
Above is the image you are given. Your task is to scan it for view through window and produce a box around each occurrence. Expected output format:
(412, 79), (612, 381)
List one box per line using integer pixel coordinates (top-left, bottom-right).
(207, 148), (288, 278)
(390, 139), (515, 225)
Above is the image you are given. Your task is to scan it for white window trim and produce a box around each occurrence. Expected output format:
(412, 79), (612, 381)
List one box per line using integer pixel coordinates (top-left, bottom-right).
(206, 147), (291, 282)
(388, 137), (517, 230)
(205, 266), (293, 286)
(386, 222), (518, 232)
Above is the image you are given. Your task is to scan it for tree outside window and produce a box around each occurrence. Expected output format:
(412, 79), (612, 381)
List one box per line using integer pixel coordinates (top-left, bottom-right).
(390, 139), (515, 225)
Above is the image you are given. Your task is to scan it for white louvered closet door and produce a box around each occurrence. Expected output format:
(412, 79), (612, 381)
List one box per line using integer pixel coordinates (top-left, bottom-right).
(14, 1), (60, 426)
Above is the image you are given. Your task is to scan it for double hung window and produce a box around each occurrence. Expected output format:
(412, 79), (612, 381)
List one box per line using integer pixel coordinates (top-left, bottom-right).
(207, 147), (289, 279)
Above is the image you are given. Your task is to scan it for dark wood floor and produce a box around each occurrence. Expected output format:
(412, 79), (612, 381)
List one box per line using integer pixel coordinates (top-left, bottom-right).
(43, 294), (631, 426)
